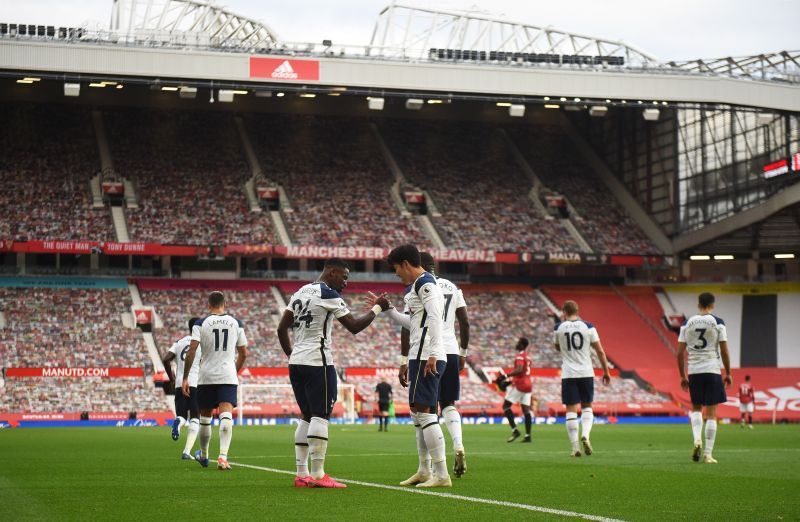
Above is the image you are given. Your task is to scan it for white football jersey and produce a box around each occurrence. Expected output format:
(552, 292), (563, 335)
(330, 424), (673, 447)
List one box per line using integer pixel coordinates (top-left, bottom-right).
(554, 319), (599, 379)
(169, 335), (202, 388)
(405, 277), (466, 356)
(286, 282), (350, 367)
(402, 272), (446, 361)
(192, 314), (247, 385)
(679, 314), (727, 375)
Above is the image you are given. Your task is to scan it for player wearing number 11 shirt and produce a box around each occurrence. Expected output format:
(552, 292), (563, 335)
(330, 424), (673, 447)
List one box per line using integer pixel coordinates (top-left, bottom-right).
(554, 300), (611, 458)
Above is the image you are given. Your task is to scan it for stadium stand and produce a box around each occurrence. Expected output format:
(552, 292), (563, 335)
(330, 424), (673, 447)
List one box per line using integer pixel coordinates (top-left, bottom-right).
(0, 287), (148, 367)
(140, 288), (286, 367)
(0, 376), (165, 413)
(0, 103), (113, 241)
(245, 114), (431, 248)
(381, 119), (577, 252)
(508, 125), (661, 254)
(105, 108), (276, 245)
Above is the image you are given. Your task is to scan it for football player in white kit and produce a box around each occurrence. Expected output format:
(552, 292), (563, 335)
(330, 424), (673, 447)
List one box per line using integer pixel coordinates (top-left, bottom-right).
(399, 252), (470, 478)
(162, 316), (201, 459)
(677, 292), (732, 464)
(371, 244), (451, 488)
(277, 258), (389, 489)
(181, 291), (248, 471)
(554, 300), (611, 457)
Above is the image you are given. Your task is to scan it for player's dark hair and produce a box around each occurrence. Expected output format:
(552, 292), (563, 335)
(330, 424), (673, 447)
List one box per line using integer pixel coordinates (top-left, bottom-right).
(419, 251), (435, 273)
(188, 317), (199, 332)
(745, 375), (751, 381)
(563, 300), (579, 316)
(324, 258), (350, 270)
(698, 292), (715, 308)
(519, 337), (529, 348)
(208, 291), (225, 308)
(387, 244), (421, 268)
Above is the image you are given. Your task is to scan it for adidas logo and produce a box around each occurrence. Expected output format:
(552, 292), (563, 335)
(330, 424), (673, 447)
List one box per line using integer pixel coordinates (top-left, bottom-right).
(271, 60), (298, 79)
(135, 311), (149, 322)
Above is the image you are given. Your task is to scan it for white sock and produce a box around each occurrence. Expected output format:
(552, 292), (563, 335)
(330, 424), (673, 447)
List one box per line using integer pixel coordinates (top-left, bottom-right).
(566, 412), (579, 450)
(294, 419), (310, 477)
(419, 413), (448, 479)
(307, 417), (329, 480)
(442, 405), (464, 451)
(199, 416), (212, 459)
(690, 411), (703, 444)
(580, 408), (593, 439)
(704, 419), (717, 456)
(218, 412), (233, 460)
(413, 412), (431, 475)
(183, 418), (199, 455)
(176, 416), (186, 432)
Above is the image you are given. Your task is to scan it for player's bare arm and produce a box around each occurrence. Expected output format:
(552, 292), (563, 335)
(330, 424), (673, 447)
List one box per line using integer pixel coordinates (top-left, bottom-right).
(276, 310), (295, 357)
(399, 327), (410, 387)
(720, 340), (732, 387)
(456, 306), (469, 371)
(181, 340), (200, 397)
(337, 295), (389, 334)
(235, 343), (247, 373)
(162, 351), (176, 383)
(591, 340), (611, 385)
(676, 341), (689, 390)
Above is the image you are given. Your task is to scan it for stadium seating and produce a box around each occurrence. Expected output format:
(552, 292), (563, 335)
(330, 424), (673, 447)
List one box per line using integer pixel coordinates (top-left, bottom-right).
(381, 119), (577, 252)
(462, 289), (565, 369)
(508, 125), (661, 254)
(0, 103), (113, 241)
(0, 287), (148, 367)
(530, 375), (672, 414)
(140, 288), (286, 367)
(105, 108), (276, 245)
(245, 114), (431, 248)
(0, 376), (165, 413)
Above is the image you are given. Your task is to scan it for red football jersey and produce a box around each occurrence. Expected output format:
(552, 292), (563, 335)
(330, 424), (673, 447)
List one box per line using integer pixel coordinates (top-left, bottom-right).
(511, 351), (532, 393)
(739, 383), (755, 404)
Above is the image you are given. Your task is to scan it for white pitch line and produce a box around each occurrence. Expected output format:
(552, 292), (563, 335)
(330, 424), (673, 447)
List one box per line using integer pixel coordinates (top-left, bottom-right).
(230, 461), (625, 522)
(229, 447), (800, 460)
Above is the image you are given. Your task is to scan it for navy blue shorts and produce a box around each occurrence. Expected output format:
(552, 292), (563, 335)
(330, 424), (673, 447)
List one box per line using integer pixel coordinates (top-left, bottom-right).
(562, 377), (594, 405)
(197, 384), (238, 410)
(408, 359), (447, 409)
(438, 354), (461, 404)
(289, 364), (338, 416)
(175, 386), (199, 418)
(688, 373), (727, 406)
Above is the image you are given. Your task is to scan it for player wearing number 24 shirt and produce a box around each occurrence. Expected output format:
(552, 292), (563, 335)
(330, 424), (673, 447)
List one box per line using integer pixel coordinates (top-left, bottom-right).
(553, 300), (611, 458)
(677, 292), (732, 464)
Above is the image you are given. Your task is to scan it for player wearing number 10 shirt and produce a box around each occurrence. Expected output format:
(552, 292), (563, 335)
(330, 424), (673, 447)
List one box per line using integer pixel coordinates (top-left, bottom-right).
(677, 292), (732, 464)
(554, 300), (611, 458)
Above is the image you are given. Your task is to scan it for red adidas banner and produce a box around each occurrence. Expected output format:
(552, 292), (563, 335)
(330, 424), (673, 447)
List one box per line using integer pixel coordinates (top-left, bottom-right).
(5, 368), (145, 378)
(249, 57), (320, 81)
(133, 308), (153, 325)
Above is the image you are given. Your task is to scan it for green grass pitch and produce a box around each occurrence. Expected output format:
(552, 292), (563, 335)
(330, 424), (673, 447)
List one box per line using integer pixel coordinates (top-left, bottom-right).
(1, 423), (798, 520)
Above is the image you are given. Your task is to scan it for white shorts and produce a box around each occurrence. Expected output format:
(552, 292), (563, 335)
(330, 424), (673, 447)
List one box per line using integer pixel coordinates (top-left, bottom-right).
(740, 402), (754, 413)
(505, 386), (531, 407)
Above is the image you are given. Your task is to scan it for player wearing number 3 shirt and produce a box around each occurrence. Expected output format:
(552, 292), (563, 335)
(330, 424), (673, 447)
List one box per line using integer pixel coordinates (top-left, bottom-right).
(677, 292), (732, 464)
(553, 300), (611, 458)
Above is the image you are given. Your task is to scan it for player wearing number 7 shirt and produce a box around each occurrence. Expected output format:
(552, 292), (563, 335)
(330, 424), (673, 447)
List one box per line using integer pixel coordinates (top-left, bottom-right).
(162, 316), (201, 458)
(554, 300), (611, 458)
(677, 292), (732, 464)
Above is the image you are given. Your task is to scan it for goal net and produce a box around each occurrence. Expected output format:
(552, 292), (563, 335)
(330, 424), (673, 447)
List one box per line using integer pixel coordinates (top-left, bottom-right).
(237, 383), (356, 425)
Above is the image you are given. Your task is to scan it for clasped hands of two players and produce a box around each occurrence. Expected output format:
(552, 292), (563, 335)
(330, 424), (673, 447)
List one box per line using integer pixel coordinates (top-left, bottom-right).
(365, 291), (440, 386)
